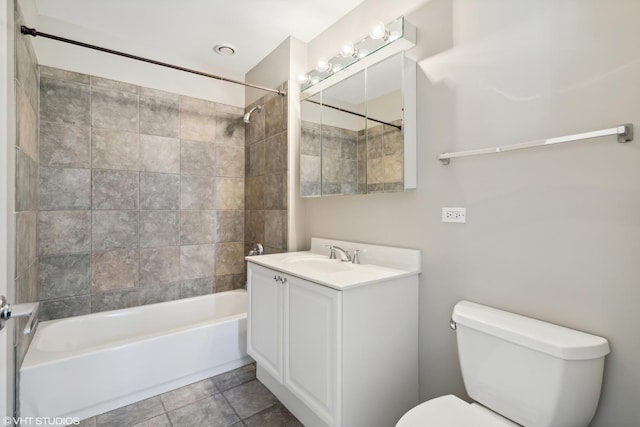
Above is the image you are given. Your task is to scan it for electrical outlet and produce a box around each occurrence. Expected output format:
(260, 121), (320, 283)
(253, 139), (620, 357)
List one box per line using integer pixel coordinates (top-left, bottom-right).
(442, 207), (466, 223)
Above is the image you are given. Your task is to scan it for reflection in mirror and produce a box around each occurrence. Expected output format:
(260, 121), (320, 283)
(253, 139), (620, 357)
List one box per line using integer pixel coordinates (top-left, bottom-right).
(366, 53), (403, 193)
(321, 71), (366, 196)
(300, 52), (414, 197)
(300, 93), (322, 196)
(301, 71), (368, 197)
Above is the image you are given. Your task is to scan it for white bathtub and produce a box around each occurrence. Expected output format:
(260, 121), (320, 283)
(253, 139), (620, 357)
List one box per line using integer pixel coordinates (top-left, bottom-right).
(20, 290), (252, 421)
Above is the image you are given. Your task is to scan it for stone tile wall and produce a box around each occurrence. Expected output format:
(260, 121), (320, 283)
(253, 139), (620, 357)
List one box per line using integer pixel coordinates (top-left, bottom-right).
(362, 120), (404, 193)
(14, 2), (40, 367)
(38, 66), (246, 321)
(300, 121), (359, 196)
(244, 87), (288, 255)
(300, 120), (403, 196)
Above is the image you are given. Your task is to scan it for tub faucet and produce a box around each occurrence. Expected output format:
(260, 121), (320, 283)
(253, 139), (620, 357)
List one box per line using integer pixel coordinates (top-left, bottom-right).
(248, 243), (263, 256)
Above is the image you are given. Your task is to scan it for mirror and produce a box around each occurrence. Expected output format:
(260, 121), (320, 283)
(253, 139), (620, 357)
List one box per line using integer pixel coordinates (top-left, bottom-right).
(300, 52), (415, 197)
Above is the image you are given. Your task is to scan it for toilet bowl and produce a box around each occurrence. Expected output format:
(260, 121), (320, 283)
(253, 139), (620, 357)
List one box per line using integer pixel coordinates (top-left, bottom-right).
(397, 395), (520, 426)
(396, 301), (610, 427)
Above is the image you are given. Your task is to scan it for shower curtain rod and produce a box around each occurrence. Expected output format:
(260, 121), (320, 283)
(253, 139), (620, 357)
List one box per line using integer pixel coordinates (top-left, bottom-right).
(306, 99), (402, 130)
(20, 26), (286, 96)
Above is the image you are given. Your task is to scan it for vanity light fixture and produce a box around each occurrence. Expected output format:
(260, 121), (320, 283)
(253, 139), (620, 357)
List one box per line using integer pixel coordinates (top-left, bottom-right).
(340, 42), (358, 58)
(300, 16), (416, 93)
(315, 57), (332, 73)
(369, 21), (389, 40)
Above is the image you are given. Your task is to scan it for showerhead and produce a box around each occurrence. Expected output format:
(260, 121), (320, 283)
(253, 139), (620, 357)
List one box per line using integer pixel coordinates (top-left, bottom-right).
(243, 105), (263, 123)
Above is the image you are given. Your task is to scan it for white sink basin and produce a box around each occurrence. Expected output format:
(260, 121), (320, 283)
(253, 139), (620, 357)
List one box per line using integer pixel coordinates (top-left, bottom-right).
(246, 241), (421, 290)
(282, 256), (354, 273)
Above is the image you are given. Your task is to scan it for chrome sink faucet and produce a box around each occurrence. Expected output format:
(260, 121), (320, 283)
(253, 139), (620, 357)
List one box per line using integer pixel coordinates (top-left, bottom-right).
(333, 246), (352, 262)
(325, 245), (361, 264)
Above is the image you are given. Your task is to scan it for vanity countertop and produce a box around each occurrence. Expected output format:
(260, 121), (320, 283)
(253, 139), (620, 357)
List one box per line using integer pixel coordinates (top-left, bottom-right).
(246, 238), (421, 290)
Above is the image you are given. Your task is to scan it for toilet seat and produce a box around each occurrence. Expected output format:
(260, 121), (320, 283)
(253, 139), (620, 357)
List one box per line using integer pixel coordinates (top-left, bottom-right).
(396, 395), (519, 427)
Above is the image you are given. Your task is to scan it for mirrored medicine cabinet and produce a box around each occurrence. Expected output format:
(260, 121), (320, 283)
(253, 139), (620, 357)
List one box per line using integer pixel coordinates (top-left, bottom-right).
(300, 52), (416, 197)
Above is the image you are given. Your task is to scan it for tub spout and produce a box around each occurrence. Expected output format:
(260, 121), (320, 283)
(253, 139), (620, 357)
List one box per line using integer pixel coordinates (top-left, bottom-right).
(0, 296), (39, 335)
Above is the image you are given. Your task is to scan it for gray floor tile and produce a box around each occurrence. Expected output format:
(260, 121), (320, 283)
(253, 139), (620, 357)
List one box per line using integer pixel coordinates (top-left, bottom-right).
(130, 414), (171, 427)
(73, 417), (96, 427)
(222, 380), (279, 419)
(95, 396), (165, 427)
(213, 363), (256, 392)
(96, 396), (164, 427)
(167, 394), (239, 427)
(160, 378), (217, 411)
(243, 403), (303, 427)
(78, 365), (298, 427)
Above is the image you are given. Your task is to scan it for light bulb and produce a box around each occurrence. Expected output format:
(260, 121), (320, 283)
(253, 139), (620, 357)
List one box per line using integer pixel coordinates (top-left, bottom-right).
(339, 42), (358, 58)
(297, 73), (310, 84)
(388, 31), (402, 42)
(369, 21), (388, 40)
(315, 57), (332, 73)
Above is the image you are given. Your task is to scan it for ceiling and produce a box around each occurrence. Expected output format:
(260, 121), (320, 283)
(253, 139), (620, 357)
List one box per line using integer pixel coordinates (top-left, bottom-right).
(32, 0), (367, 76)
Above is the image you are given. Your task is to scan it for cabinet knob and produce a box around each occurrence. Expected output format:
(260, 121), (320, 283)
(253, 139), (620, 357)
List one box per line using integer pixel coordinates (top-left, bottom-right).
(272, 275), (287, 284)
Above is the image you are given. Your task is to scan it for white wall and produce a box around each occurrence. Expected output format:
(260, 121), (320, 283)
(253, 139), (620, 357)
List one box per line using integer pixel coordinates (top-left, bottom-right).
(299, 0), (640, 425)
(20, 1), (244, 106)
(245, 37), (291, 106)
(1, 0), (17, 418)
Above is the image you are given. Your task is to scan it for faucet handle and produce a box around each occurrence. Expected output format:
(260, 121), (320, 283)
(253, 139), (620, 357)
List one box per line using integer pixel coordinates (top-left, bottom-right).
(324, 245), (337, 259)
(352, 249), (361, 264)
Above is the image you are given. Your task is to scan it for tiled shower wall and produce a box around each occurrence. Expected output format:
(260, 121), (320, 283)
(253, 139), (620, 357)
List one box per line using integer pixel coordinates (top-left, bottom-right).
(300, 121), (359, 196)
(300, 120), (403, 196)
(38, 66), (246, 321)
(245, 88), (288, 255)
(362, 120), (403, 193)
(14, 2), (40, 366)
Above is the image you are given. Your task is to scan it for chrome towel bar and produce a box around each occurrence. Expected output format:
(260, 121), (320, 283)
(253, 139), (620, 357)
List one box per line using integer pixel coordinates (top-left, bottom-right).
(438, 123), (633, 165)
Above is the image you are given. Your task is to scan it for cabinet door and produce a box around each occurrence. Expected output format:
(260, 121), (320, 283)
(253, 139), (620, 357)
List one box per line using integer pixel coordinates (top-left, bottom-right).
(284, 276), (342, 426)
(247, 263), (283, 382)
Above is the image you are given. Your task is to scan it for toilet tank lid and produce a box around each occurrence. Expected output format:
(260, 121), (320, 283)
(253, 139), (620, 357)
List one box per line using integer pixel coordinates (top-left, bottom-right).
(452, 301), (610, 360)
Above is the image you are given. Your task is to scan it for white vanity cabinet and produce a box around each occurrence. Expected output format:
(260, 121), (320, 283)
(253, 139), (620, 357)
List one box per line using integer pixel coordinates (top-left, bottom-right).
(246, 263), (284, 382)
(246, 239), (420, 427)
(248, 264), (340, 425)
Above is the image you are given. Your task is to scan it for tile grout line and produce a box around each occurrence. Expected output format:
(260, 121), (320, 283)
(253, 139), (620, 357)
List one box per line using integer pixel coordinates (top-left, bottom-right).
(218, 386), (245, 425)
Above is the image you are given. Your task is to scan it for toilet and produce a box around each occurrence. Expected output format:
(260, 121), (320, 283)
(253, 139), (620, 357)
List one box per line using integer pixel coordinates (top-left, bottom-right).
(397, 301), (610, 427)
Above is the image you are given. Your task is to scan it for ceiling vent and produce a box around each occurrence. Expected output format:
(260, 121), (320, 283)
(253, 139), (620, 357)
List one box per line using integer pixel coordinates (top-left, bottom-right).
(213, 44), (236, 56)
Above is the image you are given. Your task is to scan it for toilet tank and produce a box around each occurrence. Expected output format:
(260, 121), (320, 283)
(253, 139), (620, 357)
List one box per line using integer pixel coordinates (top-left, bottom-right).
(452, 301), (610, 427)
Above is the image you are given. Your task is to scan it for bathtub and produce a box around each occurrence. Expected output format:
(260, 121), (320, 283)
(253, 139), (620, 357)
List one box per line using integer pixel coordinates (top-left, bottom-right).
(20, 289), (252, 421)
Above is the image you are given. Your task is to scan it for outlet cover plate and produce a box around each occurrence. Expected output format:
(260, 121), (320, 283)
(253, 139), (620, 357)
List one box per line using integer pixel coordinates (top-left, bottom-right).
(442, 207), (466, 223)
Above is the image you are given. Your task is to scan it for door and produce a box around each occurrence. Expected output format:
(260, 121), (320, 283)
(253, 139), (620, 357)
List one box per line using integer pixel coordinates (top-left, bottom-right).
(247, 263), (283, 382)
(284, 276), (341, 426)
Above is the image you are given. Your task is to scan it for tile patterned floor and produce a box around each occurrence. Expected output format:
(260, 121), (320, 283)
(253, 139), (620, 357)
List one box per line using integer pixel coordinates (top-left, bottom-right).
(75, 363), (303, 427)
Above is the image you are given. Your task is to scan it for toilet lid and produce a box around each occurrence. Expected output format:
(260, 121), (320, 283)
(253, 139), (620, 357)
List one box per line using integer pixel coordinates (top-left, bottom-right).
(396, 395), (519, 427)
